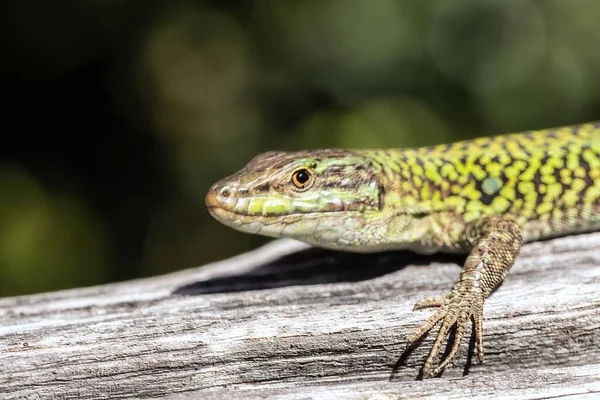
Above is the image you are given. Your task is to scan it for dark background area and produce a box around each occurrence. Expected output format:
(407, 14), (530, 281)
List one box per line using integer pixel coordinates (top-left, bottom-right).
(1, 0), (600, 297)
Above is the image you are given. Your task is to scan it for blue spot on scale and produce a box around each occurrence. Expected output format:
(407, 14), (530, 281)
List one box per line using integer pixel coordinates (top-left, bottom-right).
(482, 177), (501, 195)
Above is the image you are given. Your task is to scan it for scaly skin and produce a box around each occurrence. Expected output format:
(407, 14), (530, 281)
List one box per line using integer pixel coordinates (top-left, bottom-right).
(205, 122), (600, 377)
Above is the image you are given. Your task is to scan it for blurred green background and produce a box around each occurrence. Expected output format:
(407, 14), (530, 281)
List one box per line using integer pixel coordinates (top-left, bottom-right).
(1, 0), (600, 297)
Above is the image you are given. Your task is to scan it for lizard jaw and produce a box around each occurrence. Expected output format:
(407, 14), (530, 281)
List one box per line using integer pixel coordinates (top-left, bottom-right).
(206, 196), (374, 248)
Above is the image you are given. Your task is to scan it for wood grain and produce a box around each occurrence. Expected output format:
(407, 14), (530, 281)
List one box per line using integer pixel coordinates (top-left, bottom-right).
(1, 232), (600, 399)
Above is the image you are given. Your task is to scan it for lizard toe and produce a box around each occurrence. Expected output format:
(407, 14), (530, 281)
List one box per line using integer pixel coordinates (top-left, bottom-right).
(413, 295), (445, 311)
(413, 290), (485, 378)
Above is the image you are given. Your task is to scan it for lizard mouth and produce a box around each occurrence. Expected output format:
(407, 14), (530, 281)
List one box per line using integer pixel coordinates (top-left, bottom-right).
(206, 203), (314, 238)
(205, 194), (305, 223)
(206, 203), (351, 221)
(205, 205), (257, 221)
(206, 188), (362, 219)
(206, 201), (366, 243)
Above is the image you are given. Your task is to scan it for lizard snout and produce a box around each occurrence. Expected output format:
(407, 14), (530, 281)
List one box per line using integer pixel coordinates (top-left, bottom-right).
(206, 183), (233, 209)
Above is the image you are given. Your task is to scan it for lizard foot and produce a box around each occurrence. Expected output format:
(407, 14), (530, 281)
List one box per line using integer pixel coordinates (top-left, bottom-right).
(406, 290), (485, 378)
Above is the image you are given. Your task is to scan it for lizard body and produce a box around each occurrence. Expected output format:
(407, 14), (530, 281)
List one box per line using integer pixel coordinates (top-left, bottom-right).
(205, 122), (600, 377)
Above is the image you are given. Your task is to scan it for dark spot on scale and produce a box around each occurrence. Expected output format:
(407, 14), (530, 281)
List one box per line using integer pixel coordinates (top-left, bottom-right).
(253, 182), (270, 192)
(480, 192), (494, 206)
(579, 155), (594, 187)
(321, 182), (339, 189)
(515, 140), (531, 156)
(378, 184), (385, 210)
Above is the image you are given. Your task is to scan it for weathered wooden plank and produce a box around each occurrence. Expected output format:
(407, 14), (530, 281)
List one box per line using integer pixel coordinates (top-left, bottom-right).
(167, 364), (600, 400)
(1, 232), (600, 399)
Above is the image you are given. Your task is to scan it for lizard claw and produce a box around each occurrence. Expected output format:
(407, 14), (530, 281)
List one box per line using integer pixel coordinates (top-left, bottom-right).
(412, 295), (445, 311)
(407, 290), (485, 378)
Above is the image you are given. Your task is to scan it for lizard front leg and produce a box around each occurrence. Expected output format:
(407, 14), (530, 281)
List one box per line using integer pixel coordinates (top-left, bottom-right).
(406, 215), (523, 378)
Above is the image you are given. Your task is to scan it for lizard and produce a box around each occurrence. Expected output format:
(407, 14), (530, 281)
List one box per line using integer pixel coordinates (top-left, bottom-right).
(204, 122), (600, 378)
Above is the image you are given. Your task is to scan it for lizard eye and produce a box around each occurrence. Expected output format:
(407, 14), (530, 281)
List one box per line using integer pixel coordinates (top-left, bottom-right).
(291, 169), (312, 188)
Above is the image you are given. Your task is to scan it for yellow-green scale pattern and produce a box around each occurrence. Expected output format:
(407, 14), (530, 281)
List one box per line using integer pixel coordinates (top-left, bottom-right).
(205, 121), (600, 379)
(365, 122), (600, 246)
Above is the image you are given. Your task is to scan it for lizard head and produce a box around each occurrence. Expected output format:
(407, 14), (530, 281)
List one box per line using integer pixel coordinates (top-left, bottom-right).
(205, 149), (385, 249)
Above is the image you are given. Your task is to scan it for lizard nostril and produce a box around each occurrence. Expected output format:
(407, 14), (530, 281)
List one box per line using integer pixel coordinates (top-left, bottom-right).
(220, 187), (231, 198)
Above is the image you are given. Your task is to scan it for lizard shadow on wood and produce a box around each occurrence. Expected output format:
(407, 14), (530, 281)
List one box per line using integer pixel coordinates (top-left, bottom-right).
(173, 246), (463, 296)
(173, 247), (484, 380)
